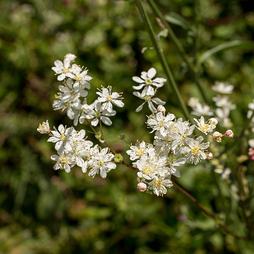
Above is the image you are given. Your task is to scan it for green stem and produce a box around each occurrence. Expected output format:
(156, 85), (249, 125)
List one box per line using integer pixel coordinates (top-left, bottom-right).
(135, 0), (191, 121)
(239, 110), (254, 137)
(121, 159), (250, 240)
(147, 0), (209, 104)
(172, 180), (250, 240)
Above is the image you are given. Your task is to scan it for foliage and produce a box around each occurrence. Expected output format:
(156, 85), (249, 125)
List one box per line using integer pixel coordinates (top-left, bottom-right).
(1, 0), (254, 253)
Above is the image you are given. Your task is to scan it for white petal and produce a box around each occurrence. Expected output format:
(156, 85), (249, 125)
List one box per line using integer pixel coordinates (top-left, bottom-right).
(148, 68), (156, 79)
(132, 76), (145, 83)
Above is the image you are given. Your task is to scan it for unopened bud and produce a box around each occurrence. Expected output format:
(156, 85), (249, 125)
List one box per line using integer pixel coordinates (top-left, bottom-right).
(209, 118), (218, 125)
(137, 182), (147, 192)
(157, 105), (166, 115)
(225, 129), (234, 138)
(114, 153), (123, 163)
(213, 131), (223, 143)
(37, 120), (50, 134)
(207, 152), (213, 160)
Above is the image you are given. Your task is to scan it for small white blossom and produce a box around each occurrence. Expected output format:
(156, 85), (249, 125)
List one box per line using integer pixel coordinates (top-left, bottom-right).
(148, 176), (173, 196)
(90, 101), (116, 126)
(52, 53), (76, 81)
(185, 136), (210, 165)
(37, 120), (50, 134)
(194, 116), (217, 135)
(134, 89), (165, 113)
(47, 124), (75, 151)
(96, 86), (124, 112)
(132, 67), (166, 97)
(87, 146), (116, 178)
(212, 81), (234, 94)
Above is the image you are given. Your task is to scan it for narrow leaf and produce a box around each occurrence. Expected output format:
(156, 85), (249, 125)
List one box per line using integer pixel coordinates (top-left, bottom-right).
(198, 40), (254, 65)
(165, 12), (191, 30)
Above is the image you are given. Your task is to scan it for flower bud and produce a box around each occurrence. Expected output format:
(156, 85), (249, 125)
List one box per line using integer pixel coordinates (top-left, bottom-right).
(137, 182), (147, 192)
(225, 129), (234, 138)
(157, 105), (166, 115)
(206, 152), (213, 160)
(213, 131), (223, 142)
(37, 120), (50, 134)
(114, 153), (123, 163)
(209, 118), (218, 125)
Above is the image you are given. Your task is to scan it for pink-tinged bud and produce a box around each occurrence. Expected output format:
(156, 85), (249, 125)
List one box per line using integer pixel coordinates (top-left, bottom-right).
(137, 182), (147, 192)
(225, 129), (234, 138)
(37, 120), (50, 134)
(209, 118), (218, 125)
(207, 152), (213, 160)
(157, 105), (166, 115)
(249, 148), (254, 157)
(213, 131), (223, 143)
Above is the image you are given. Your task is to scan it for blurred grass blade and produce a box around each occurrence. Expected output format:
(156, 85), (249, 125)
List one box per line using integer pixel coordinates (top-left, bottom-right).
(165, 12), (191, 30)
(198, 40), (254, 65)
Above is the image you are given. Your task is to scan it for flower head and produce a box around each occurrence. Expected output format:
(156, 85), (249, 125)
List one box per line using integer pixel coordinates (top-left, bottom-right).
(132, 67), (166, 97)
(37, 120), (50, 134)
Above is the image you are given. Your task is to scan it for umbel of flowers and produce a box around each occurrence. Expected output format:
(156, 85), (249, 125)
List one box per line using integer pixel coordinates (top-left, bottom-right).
(38, 53), (233, 197)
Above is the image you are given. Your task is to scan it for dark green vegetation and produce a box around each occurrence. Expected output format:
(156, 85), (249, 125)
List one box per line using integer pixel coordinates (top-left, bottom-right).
(1, 0), (254, 253)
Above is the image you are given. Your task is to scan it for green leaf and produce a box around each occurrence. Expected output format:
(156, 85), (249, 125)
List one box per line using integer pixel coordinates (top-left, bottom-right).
(197, 40), (254, 65)
(165, 12), (191, 30)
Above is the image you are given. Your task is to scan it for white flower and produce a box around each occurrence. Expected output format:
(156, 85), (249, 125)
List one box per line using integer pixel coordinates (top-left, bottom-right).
(69, 64), (92, 87)
(47, 124), (75, 151)
(185, 136), (210, 165)
(194, 116), (217, 135)
(51, 152), (75, 173)
(148, 176), (173, 196)
(248, 139), (254, 148)
(169, 158), (186, 178)
(37, 120), (50, 134)
(215, 168), (231, 181)
(90, 101), (116, 126)
(133, 89), (165, 113)
(190, 102), (214, 117)
(126, 141), (149, 161)
(213, 95), (236, 110)
(169, 119), (195, 152)
(52, 53), (76, 81)
(96, 86), (124, 112)
(248, 99), (254, 110)
(88, 147), (116, 178)
(147, 112), (175, 136)
(132, 67), (166, 97)
(188, 97), (200, 108)
(212, 81), (234, 94)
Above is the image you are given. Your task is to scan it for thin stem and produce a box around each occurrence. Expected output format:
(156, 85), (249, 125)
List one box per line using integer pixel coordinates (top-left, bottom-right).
(120, 159), (249, 240)
(239, 110), (254, 137)
(135, 0), (192, 121)
(147, 0), (209, 104)
(172, 180), (250, 240)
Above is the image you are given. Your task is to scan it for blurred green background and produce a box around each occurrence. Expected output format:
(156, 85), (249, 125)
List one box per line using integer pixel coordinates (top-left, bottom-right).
(1, 0), (254, 253)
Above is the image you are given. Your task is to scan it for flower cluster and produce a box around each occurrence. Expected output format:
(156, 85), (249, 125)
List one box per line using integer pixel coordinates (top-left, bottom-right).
(37, 53), (125, 179)
(46, 124), (116, 178)
(52, 53), (124, 126)
(38, 54), (232, 196)
(188, 81), (236, 128)
(132, 68), (166, 113)
(126, 106), (221, 196)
